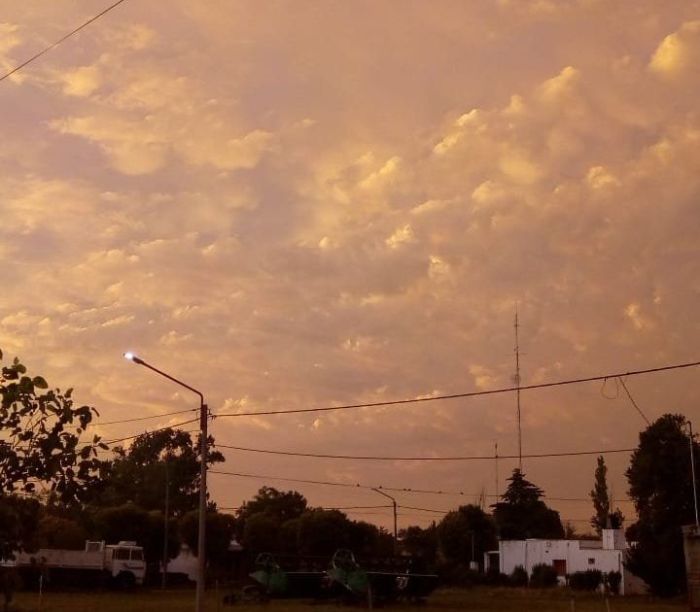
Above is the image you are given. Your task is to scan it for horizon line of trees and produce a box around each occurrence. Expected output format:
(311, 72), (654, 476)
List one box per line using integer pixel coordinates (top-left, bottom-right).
(1, 348), (697, 598)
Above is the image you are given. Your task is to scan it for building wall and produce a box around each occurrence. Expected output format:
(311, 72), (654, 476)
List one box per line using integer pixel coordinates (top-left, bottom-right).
(497, 530), (647, 595)
(499, 539), (623, 577)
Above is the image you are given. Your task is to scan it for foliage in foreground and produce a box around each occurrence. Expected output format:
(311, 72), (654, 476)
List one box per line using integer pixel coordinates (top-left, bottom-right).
(626, 414), (699, 597)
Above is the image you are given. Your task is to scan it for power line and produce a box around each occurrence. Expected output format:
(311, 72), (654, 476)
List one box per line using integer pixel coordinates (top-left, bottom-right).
(209, 469), (633, 503)
(223, 504), (393, 512)
(617, 377), (651, 425)
(11, 423), (201, 454)
(0, 0), (128, 83)
(102, 419), (200, 445)
(216, 443), (635, 462)
(96, 408), (197, 426)
(64, 408), (197, 429)
(213, 359), (700, 419)
(400, 505), (447, 514)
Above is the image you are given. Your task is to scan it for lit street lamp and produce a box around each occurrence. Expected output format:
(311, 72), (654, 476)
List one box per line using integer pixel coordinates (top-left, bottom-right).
(124, 352), (208, 612)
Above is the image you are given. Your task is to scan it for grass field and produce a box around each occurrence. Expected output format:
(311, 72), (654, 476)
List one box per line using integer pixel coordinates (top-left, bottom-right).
(9, 587), (687, 612)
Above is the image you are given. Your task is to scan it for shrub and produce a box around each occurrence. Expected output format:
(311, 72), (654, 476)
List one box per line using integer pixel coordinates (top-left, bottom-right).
(510, 565), (528, 587)
(483, 568), (509, 587)
(530, 563), (559, 588)
(569, 569), (602, 591)
(606, 570), (622, 595)
(436, 561), (482, 587)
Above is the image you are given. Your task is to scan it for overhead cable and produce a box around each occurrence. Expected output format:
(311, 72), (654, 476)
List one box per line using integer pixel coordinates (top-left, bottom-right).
(64, 408), (196, 429)
(0, 0), (128, 83)
(209, 469), (633, 503)
(617, 377), (651, 425)
(216, 443), (635, 462)
(102, 418), (200, 445)
(213, 359), (700, 419)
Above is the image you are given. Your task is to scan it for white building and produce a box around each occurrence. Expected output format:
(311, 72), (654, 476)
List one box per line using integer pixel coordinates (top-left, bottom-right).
(485, 529), (645, 595)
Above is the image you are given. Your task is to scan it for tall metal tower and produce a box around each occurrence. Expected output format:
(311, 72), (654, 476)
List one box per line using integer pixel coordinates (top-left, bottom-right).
(513, 308), (523, 470)
(494, 441), (499, 498)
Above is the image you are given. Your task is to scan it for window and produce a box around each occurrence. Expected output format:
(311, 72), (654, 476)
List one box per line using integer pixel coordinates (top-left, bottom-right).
(588, 558), (595, 565)
(114, 548), (130, 560)
(85, 541), (103, 553)
(130, 549), (144, 561)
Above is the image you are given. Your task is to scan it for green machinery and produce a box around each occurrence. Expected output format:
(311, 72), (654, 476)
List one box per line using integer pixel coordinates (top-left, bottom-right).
(243, 553), (336, 601)
(242, 549), (439, 604)
(327, 549), (439, 603)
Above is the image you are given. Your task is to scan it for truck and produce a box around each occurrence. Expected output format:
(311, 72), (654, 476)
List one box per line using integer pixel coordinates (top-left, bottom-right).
(14, 540), (146, 588)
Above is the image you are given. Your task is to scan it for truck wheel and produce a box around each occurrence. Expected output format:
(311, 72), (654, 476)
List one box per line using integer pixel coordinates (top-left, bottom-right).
(116, 571), (136, 590)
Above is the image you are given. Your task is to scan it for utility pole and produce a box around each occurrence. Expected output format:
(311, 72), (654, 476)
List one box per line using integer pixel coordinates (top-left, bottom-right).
(688, 421), (699, 527)
(124, 353), (208, 612)
(513, 308), (523, 471)
(162, 455), (170, 589)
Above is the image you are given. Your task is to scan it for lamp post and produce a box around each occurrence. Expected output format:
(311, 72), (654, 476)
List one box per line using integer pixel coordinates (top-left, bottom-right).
(372, 488), (398, 555)
(124, 353), (208, 612)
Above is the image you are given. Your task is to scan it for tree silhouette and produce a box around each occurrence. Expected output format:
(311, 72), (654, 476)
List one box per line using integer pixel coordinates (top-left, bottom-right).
(492, 469), (564, 539)
(0, 349), (104, 503)
(85, 428), (224, 516)
(437, 504), (496, 568)
(590, 456), (623, 533)
(626, 413), (698, 596)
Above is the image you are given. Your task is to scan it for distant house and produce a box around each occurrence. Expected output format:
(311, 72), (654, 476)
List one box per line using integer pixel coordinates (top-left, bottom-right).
(484, 529), (645, 595)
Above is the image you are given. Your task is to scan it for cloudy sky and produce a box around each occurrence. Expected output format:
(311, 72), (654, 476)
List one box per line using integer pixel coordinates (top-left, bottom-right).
(1, 0), (699, 531)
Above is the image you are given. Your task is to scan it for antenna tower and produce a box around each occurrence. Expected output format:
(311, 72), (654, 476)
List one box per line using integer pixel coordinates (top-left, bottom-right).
(513, 308), (523, 470)
(494, 441), (499, 498)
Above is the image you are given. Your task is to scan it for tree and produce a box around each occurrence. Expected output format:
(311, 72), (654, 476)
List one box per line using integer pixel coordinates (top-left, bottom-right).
(242, 513), (280, 553)
(437, 505), (496, 568)
(89, 502), (178, 565)
(297, 509), (353, 557)
(492, 469), (564, 539)
(0, 496), (41, 611)
(237, 487), (307, 525)
(347, 520), (394, 557)
(86, 428), (224, 516)
(179, 510), (236, 567)
(0, 350), (104, 504)
(625, 413), (698, 596)
(278, 517), (302, 554)
(234, 488), (309, 554)
(590, 456), (624, 533)
(0, 496), (41, 560)
(400, 524), (438, 565)
(36, 515), (87, 550)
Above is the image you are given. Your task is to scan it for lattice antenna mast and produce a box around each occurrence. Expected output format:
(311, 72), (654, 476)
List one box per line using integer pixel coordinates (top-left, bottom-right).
(513, 308), (523, 470)
(495, 441), (499, 498)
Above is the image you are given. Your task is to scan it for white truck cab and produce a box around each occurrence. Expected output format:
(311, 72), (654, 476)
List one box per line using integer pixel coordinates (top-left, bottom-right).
(102, 541), (146, 586)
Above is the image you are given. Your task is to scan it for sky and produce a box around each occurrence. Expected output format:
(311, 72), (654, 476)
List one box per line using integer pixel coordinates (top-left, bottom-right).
(1, 0), (699, 532)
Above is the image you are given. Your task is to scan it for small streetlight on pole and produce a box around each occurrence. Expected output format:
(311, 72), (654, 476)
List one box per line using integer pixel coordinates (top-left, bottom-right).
(124, 353), (208, 612)
(372, 488), (398, 555)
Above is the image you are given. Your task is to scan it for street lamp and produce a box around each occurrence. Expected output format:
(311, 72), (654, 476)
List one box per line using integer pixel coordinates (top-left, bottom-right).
(372, 488), (398, 555)
(124, 352), (208, 612)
